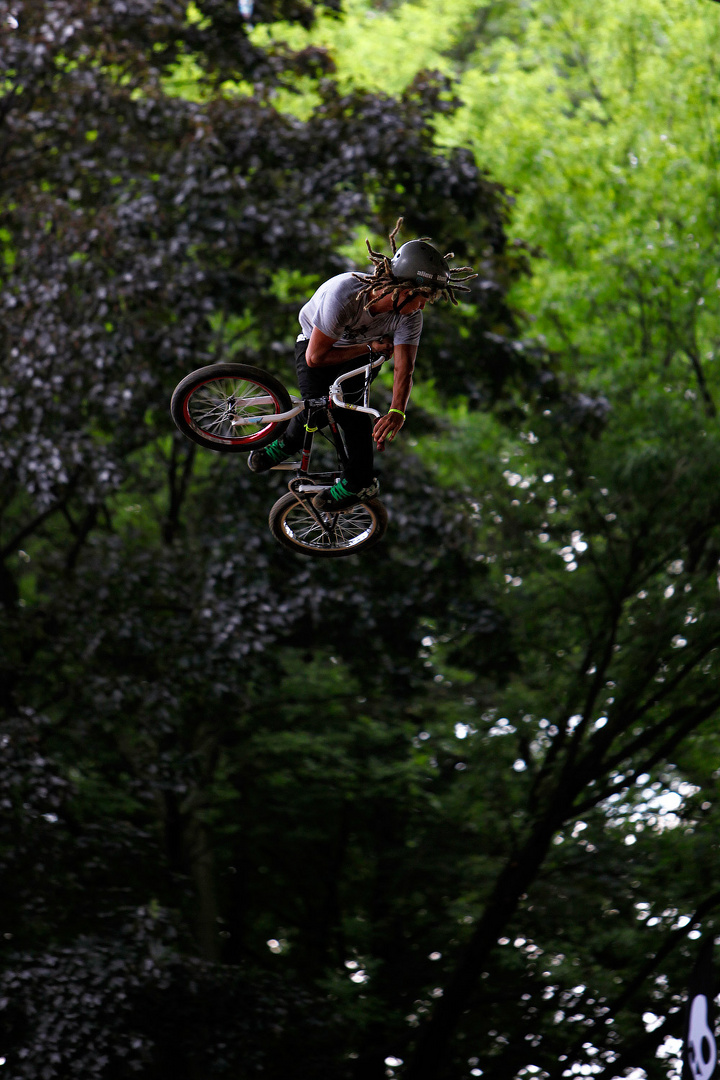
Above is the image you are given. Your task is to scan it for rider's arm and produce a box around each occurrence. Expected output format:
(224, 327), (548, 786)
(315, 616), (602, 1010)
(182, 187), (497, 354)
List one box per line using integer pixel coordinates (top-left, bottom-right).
(306, 326), (373, 368)
(373, 343), (417, 450)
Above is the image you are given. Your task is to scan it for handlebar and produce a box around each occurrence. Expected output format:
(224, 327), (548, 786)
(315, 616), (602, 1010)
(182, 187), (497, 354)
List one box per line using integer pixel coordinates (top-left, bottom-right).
(230, 351), (388, 428)
(329, 352), (387, 419)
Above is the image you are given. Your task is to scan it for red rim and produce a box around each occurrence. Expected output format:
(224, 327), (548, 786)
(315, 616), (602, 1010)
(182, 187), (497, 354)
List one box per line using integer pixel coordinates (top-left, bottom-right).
(183, 377), (282, 446)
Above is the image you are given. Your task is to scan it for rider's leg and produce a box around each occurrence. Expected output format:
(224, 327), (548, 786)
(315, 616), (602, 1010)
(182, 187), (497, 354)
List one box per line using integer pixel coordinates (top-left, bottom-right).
(248, 340), (313, 472)
(292, 338), (377, 489)
(334, 408), (375, 489)
(297, 340), (379, 508)
(312, 409), (378, 511)
(250, 338), (350, 472)
(247, 417), (304, 472)
(252, 338), (378, 502)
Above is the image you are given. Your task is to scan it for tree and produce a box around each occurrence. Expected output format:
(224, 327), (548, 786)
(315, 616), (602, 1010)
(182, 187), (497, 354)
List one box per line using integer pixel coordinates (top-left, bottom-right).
(0, 1), (526, 1077)
(7, 1), (720, 1079)
(237, 1), (720, 1077)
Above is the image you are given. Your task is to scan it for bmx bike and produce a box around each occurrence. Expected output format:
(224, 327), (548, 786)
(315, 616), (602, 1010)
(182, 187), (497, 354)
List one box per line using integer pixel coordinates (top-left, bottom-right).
(170, 352), (390, 557)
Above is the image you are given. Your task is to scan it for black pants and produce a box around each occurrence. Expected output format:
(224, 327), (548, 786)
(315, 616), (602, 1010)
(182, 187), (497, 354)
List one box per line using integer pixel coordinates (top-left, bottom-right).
(280, 339), (376, 488)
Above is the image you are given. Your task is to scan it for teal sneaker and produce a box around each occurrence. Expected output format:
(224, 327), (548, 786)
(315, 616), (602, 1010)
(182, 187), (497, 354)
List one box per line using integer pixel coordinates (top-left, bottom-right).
(248, 438), (292, 473)
(312, 477), (379, 512)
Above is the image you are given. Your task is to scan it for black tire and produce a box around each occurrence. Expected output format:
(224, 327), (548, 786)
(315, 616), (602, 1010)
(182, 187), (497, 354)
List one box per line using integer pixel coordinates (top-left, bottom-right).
(268, 492), (388, 557)
(171, 363), (293, 452)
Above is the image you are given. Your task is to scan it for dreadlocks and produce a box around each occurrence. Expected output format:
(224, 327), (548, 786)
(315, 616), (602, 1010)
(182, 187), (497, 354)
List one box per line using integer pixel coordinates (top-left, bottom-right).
(352, 218), (477, 310)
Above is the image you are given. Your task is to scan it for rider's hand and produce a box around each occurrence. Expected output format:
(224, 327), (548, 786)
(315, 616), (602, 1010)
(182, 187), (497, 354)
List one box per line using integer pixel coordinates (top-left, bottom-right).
(373, 410), (404, 452)
(370, 336), (394, 358)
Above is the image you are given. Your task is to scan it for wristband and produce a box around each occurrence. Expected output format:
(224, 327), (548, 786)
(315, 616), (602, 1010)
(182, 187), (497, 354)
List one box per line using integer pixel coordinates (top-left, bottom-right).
(388, 408), (406, 420)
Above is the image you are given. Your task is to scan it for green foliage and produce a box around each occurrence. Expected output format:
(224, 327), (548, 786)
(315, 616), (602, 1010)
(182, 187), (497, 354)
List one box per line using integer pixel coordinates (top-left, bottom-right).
(5, 2), (720, 1080)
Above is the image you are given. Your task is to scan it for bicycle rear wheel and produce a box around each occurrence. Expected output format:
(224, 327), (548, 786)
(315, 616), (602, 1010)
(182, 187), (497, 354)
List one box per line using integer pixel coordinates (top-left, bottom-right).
(268, 492), (388, 557)
(171, 363), (293, 452)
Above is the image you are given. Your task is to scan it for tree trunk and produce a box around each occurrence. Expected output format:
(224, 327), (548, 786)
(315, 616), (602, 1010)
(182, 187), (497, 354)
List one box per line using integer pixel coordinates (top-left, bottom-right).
(404, 817), (560, 1080)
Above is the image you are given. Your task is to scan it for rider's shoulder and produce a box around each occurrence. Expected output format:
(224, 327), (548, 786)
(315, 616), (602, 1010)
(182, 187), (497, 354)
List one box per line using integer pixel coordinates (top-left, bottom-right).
(309, 273), (363, 311)
(318, 272), (360, 295)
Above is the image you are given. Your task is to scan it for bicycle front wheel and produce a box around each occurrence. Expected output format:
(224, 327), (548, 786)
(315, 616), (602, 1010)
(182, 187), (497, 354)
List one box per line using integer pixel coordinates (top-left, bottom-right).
(268, 493), (388, 557)
(171, 363), (293, 452)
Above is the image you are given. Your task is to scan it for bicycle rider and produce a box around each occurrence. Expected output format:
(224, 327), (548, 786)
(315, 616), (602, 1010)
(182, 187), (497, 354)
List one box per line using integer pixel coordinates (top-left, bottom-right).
(248, 219), (476, 511)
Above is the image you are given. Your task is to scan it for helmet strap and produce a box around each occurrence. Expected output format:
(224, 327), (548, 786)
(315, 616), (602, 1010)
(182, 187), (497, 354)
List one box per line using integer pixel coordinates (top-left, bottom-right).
(394, 289), (416, 312)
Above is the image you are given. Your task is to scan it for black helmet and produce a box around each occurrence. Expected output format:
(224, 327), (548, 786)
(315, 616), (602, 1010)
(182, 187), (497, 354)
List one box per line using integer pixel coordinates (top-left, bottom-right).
(391, 240), (450, 289)
(353, 219), (476, 309)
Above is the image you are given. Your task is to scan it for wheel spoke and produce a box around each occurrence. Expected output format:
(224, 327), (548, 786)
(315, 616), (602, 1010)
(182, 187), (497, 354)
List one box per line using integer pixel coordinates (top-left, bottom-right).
(282, 501), (376, 551)
(187, 377), (278, 440)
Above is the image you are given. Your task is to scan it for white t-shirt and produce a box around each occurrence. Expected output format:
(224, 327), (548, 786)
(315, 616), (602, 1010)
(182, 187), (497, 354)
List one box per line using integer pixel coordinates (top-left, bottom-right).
(299, 273), (423, 348)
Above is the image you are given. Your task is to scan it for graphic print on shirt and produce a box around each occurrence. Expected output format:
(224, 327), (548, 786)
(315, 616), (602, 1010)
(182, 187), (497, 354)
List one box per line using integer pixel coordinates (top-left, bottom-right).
(340, 324), (368, 344)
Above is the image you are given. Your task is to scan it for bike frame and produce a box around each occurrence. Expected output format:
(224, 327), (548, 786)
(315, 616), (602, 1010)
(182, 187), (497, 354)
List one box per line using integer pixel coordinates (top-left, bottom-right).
(228, 351), (386, 429)
(245, 351), (388, 539)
